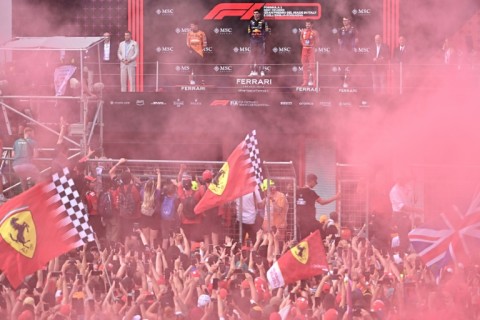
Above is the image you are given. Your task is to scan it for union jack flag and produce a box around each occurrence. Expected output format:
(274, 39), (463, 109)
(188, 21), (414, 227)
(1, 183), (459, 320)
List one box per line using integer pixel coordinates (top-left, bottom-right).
(409, 192), (480, 275)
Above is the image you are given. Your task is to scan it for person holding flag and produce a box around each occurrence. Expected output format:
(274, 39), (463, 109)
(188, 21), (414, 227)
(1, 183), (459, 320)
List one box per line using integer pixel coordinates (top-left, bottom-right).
(296, 173), (340, 240)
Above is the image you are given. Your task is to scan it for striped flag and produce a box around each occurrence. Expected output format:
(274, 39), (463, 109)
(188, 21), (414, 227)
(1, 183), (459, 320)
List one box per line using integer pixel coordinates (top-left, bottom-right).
(0, 168), (94, 288)
(409, 192), (480, 275)
(194, 130), (263, 214)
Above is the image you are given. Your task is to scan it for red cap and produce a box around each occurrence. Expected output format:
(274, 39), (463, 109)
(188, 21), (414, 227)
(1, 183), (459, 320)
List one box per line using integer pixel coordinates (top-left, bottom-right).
(269, 312), (282, 320)
(372, 299), (385, 312)
(191, 270), (201, 278)
(322, 282), (331, 293)
(202, 170), (213, 181)
(295, 297), (308, 311)
(323, 308), (338, 320)
(219, 288), (228, 300)
(59, 304), (72, 316)
(18, 310), (34, 320)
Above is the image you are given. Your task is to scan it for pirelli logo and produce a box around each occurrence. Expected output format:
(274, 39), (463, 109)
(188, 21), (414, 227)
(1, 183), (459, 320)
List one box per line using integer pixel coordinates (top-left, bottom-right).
(204, 3), (321, 21)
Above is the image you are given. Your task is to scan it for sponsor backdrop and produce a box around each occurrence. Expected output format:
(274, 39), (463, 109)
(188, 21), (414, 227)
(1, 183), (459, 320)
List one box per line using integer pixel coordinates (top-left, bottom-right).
(11, 0), (389, 107)
(143, 0), (383, 90)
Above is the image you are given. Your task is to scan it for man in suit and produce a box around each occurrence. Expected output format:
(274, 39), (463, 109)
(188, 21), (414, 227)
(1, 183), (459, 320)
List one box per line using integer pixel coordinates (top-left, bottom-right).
(393, 36), (408, 64)
(392, 35), (409, 94)
(371, 34), (390, 95)
(117, 31), (139, 92)
(100, 32), (116, 92)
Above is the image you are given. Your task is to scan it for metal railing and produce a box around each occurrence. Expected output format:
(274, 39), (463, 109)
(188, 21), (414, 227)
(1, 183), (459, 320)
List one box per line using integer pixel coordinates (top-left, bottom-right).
(1, 155), (297, 243)
(1, 60), (478, 95)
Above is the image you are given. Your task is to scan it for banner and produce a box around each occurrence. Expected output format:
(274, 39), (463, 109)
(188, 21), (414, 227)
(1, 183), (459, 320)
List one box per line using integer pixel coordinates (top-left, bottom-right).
(54, 65), (77, 96)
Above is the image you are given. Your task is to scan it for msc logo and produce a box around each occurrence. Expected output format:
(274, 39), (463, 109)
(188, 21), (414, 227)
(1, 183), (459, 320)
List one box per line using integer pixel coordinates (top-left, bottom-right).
(292, 66), (304, 73)
(175, 65), (190, 72)
(175, 27), (190, 34)
(354, 47), (370, 53)
(214, 27), (233, 35)
(352, 8), (372, 15)
(136, 100), (145, 106)
(214, 65), (233, 72)
(203, 47), (214, 53)
(316, 47), (331, 54)
(156, 47), (174, 53)
(156, 8), (174, 15)
(233, 47), (250, 53)
(272, 47), (292, 54)
(331, 66), (351, 73)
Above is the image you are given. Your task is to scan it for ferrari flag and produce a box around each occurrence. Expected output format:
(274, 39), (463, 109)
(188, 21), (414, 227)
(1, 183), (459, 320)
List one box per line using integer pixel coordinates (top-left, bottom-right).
(0, 168), (94, 288)
(267, 230), (328, 289)
(194, 130), (263, 214)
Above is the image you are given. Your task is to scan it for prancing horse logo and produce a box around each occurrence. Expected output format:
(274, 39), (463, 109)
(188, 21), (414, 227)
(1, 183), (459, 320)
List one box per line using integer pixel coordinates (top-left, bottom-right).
(0, 208), (37, 258)
(10, 217), (30, 248)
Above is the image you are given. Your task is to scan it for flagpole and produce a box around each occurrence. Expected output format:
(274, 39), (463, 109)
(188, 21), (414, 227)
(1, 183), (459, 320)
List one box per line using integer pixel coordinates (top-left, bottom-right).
(93, 233), (113, 289)
(265, 179), (271, 232)
(239, 197), (243, 244)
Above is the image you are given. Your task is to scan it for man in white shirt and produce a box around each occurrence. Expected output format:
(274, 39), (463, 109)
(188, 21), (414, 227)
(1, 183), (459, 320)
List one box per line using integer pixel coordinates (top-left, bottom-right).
(117, 31), (139, 92)
(389, 172), (423, 255)
(236, 189), (264, 243)
(102, 32), (112, 62)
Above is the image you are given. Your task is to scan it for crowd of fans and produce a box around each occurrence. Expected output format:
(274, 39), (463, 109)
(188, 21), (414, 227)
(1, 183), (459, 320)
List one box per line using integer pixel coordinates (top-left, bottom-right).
(1, 153), (480, 320)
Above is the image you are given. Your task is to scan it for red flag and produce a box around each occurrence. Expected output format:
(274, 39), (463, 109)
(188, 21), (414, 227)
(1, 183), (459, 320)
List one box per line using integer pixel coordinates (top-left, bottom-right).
(194, 130), (262, 214)
(267, 230), (328, 289)
(0, 168), (94, 288)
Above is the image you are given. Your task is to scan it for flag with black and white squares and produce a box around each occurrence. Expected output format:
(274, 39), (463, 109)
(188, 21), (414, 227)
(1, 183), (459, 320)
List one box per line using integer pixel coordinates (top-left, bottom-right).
(244, 130), (263, 186)
(43, 168), (95, 246)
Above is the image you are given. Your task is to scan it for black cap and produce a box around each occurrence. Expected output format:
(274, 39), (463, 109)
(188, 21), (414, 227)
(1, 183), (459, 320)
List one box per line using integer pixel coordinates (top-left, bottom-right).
(306, 174), (318, 182)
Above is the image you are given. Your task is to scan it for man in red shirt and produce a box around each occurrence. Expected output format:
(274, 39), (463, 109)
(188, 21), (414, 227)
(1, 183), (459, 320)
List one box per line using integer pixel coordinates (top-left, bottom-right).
(177, 165), (202, 245)
(300, 20), (319, 86)
(84, 175), (104, 240)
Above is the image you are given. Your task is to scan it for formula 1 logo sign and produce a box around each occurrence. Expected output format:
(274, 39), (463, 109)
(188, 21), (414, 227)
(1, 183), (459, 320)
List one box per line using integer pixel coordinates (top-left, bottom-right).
(205, 3), (321, 21)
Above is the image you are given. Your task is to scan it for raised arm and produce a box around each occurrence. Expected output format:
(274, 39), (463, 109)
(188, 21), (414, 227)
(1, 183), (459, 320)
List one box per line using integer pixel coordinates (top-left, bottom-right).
(109, 158), (126, 179)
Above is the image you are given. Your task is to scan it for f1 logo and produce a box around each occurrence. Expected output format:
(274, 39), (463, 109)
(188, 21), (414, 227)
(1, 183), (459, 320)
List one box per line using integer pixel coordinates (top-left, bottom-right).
(204, 3), (264, 20)
(210, 100), (230, 106)
(205, 3), (321, 20)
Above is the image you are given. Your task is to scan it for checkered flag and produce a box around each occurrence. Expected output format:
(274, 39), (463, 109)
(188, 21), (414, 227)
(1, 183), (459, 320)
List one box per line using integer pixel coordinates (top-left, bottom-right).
(244, 130), (263, 185)
(43, 168), (95, 246)
(194, 129), (264, 214)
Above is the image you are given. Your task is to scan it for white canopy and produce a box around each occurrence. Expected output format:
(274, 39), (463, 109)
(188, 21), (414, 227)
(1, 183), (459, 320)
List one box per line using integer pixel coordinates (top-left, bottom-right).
(0, 36), (104, 51)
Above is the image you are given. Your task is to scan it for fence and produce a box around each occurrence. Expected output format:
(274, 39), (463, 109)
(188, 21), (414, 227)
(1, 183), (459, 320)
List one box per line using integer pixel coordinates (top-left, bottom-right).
(1, 155), (297, 244)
